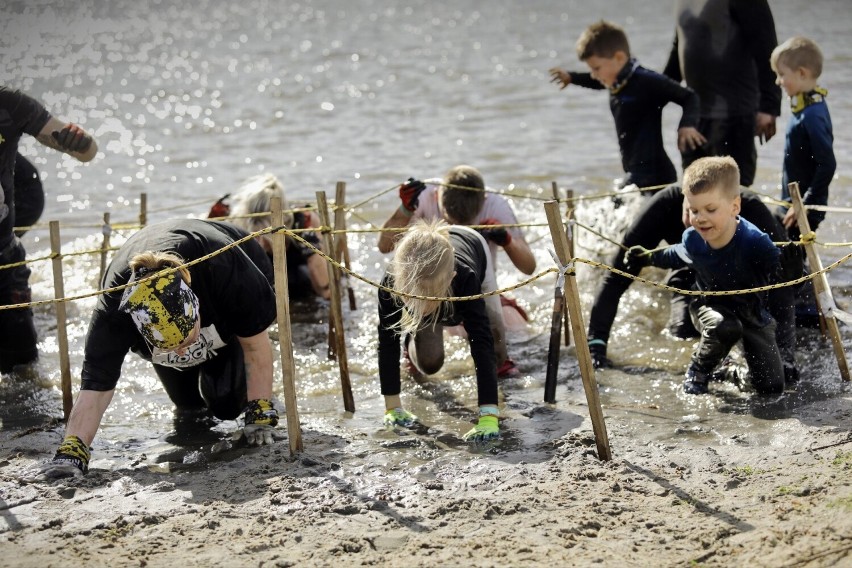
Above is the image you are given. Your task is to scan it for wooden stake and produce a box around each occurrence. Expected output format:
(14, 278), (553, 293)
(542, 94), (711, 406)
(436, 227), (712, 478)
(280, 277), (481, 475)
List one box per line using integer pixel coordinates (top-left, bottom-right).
(49, 221), (73, 420)
(98, 212), (111, 287)
(564, 188), (576, 347)
(139, 192), (148, 227)
(788, 182), (850, 381)
(551, 181), (572, 347)
(334, 182), (357, 311)
(544, 200), (612, 460)
(270, 196), (303, 453)
(317, 191), (356, 412)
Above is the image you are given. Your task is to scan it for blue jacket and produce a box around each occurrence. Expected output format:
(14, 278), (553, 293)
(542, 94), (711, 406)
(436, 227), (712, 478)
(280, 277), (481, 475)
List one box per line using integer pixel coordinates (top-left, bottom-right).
(651, 217), (780, 326)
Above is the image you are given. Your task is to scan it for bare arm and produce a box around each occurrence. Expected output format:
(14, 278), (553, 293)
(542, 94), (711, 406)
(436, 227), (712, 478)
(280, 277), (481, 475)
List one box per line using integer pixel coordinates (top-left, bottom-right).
(377, 207), (412, 254)
(504, 235), (536, 275)
(35, 116), (98, 162)
(64, 389), (115, 446)
(238, 330), (274, 401)
(306, 252), (330, 299)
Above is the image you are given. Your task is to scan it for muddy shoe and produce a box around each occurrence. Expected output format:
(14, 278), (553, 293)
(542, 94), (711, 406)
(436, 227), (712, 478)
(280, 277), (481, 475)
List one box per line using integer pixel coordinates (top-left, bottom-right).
(588, 339), (612, 369)
(683, 368), (710, 395)
(383, 407), (418, 429)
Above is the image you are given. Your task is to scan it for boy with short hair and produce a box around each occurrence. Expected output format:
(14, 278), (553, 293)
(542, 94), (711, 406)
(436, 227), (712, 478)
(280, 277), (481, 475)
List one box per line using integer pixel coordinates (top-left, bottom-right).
(549, 20), (706, 191)
(626, 157), (786, 395)
(770, 36), (835, 236)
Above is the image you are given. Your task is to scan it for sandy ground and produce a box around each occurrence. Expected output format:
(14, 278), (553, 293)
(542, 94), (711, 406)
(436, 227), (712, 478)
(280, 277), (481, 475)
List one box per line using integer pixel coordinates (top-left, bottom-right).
(1, 380), (850, 568)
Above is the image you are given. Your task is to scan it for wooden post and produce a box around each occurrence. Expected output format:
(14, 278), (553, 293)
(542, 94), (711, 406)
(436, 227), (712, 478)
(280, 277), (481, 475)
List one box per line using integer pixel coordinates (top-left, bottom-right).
(49, 221), (73, 420)
(564, 188), (576, 347)
(788, 182), (850, 381)
(98, 212), (111, 287)
(544, 268), (564, 404)
(544, 200), (612, 460)
(139, 192), (148, 227)
(270, 196), (303, 453)
(551, 182), (572, 347)
(334, 182), (357, 311)
(316, 191), (356, 412)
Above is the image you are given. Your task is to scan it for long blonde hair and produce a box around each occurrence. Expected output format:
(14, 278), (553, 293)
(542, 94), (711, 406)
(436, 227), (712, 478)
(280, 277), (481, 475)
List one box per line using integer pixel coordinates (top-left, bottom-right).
(390, 219), (455, 335)
(229, 174), (293, 235)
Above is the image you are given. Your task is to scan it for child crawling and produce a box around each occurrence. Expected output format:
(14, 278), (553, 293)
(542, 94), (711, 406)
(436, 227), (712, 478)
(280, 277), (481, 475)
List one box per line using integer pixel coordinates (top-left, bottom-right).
(627, 157), (788, 395)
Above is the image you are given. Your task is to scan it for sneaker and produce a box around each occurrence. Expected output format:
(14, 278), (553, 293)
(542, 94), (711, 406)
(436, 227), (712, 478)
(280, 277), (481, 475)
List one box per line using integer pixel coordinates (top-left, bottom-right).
(497, 358), (520, 378)
(383, 407), (418, 428)
(588, 339), (612, 369)
(683, 368), (710, 395)
(783, 362), (800, 387)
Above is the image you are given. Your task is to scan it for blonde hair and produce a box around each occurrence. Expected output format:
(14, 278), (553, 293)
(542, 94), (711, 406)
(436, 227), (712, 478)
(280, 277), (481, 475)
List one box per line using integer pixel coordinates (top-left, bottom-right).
(390, 219), (456, 336)
(683, 156), (740, 200)
(771, 36), (823, 78)
(128, 251), (191, 285)
(229, 174), (294, 235)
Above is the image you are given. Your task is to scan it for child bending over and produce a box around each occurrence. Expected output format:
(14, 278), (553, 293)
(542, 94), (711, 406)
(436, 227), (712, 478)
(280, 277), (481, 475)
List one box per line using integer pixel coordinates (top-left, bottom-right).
(626, 157), (787, 395)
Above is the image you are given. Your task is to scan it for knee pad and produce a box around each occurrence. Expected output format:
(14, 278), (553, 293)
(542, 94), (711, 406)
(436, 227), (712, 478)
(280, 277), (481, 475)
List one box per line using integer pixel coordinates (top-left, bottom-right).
(712, 317), (743, 346)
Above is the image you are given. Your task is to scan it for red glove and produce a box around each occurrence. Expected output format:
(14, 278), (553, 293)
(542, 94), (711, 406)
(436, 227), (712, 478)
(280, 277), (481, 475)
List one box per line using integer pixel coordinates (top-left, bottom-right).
(399, 178), (426, 213)
(478, 218), (511, 247)
(207, 194), (231, 218)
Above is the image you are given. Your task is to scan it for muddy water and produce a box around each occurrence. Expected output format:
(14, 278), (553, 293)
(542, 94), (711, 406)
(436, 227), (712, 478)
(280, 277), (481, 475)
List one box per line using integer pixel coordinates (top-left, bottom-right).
(0, 0), (850, 469)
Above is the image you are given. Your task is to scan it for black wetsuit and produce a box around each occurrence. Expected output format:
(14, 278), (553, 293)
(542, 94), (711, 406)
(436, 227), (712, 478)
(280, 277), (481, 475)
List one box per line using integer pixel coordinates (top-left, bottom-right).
(570, 61), (700, 189)
(664, 0), (781, 186)
(0, 88), (51, 371)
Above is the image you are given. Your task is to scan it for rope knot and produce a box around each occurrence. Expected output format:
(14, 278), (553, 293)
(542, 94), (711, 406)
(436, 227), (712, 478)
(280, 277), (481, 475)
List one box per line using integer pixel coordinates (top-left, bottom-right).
(801, 231), (817, 244)
(549, 249), (573, 290)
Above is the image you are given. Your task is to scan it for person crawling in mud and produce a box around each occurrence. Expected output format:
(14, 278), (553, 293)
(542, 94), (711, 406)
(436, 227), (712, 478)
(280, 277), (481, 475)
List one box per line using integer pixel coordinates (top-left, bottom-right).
(377, 219), (503, 442)
(37, 219), (281, 479)
(378, 164), (534, 377)
(626, 157), (789, 396)
(208, 173), (330, 300)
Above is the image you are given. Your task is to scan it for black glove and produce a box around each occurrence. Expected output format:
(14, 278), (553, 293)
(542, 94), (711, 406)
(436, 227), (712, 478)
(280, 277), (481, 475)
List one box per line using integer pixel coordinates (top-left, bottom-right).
(399, 178), (426, 213)
(623, 246), (651, 273)
(51, 124), (93, 153)
(477, 218), (512, 247)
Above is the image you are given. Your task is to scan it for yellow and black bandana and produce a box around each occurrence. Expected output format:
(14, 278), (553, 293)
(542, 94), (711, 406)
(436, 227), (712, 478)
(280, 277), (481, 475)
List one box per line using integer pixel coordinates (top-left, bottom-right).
(790, 86), (828, 114)
(119, 269), (199, 350)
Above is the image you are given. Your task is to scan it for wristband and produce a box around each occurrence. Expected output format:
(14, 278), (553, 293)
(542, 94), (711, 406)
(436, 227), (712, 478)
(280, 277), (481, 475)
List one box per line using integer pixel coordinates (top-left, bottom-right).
(479, 404), (500, 417)
(53, 435), (91, 474)
(398, 204), (414, 217)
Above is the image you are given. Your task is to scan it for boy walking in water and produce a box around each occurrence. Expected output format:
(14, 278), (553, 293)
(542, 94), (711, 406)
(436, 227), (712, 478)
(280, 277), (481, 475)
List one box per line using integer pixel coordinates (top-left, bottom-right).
(627, 157), (786, 395)
(549, 20), (706, 191)
(770, 36), (835, 237)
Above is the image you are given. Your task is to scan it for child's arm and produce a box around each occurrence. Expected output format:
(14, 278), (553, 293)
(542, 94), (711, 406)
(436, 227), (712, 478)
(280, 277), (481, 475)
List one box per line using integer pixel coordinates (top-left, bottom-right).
(548, 68), (606, 91)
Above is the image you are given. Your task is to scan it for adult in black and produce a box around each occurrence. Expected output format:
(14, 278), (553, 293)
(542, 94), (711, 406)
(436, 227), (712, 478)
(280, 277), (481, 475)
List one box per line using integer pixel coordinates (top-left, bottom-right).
(39, 220), (280, 479)
(0, 87), (98, 372)
(663, 0), (782, 187)
(586, 184), (798, 383)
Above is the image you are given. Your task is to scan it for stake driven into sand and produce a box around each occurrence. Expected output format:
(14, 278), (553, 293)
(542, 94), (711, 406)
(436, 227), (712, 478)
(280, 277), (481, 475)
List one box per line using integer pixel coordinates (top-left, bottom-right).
(788, 182), (850, 381)
(333, 182), (357, 311)
(271, 196), (304, 453)
(49, 221), (73, 420)
(316, 190), (355, 413)
(544, 200), (612, 461)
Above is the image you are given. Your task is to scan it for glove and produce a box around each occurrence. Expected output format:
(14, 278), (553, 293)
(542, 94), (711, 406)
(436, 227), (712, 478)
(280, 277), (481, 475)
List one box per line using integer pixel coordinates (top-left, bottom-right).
(463, 414), (499, 442)
(778, 242), (804, 282)
(242, 398), (279, 446)
(588, 339), (612, 369)
(623, 245), (651, 273)
(207, 194), (231, 218)
(399, 178), (426, 213)
(51, 123), (93, 153)
(478, 218), (512, 247)
(36, 435), (90, 480)
(383, 407), (418, 428)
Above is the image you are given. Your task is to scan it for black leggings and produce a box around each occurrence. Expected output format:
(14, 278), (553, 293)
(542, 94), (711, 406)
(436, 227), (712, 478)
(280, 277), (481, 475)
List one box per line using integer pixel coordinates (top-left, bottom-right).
(153, 341), (248, 420)
(689, 303), (784, 394)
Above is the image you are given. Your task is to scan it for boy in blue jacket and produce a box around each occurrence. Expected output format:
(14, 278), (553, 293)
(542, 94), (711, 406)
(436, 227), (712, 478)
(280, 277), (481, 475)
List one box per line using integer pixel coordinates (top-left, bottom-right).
(771, 36), (834, 236)
(627, 157), (786, 395)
